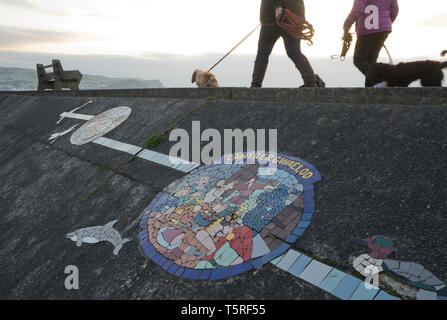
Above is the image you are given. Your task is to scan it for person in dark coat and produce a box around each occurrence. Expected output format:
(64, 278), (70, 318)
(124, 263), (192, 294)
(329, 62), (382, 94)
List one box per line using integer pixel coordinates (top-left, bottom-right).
(251, 0), (320, 87)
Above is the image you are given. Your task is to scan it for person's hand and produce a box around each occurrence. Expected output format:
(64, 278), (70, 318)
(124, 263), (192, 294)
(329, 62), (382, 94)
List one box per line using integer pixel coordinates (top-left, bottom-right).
(275, 7), (283, 19)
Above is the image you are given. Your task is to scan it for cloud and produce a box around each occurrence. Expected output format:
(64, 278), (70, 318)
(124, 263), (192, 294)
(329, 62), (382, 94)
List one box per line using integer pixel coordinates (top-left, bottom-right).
(0, 25), (93, 49)
(420, 15), (447, 28)
(0, 0), (69, 16)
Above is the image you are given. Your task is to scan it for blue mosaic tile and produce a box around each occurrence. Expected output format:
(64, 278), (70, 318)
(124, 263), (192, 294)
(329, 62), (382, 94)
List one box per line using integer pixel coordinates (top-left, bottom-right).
(303, 183), (315, 192)
(162, 260), (174, 271)
(190, 270), (202, 280)
(138, 152), (322, 280)
(297, 221), (311, 229)
(332, 274), (362, 300)
(232, 263), (244, 276)
(285, 235), (298, 243)
(181, 269), (194, 279)
(175, 267), (186, 277)
(140, 239), (151, 250)
(303, 207), (314, 214)
(374, 291), (401, 300)
(199, 270), (212, 280)
(152, 253), (163, 264)
(277, 250), (301, 271)
(292, 228), (306, 237)
(253, 257), (267, 269)
(350, 283), (380, 300)
(301, 213), (313, 221)
(139, 230), (148, 240)
(139, 219), (148, 227)
(220, 267), (233, 279)
(304, 197), (314, 206)
(298, 260), (333, 287)
(146, 201), (155, 211)
(143, 245), (157, 259)
(319, 269), (346, 293)
(168, 264), (179, 275)
(209, 269), (221, 280)
(288, 255), (312, 277)
(304, 190), (314, 198)
(278, 243), (291, 253)
(157, 256), (167, 267)
(242, 261), (253, 272)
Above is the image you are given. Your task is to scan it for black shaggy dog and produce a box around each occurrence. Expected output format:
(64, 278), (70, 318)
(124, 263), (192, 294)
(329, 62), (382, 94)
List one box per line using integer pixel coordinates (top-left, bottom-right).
(366, 59), (447, 87)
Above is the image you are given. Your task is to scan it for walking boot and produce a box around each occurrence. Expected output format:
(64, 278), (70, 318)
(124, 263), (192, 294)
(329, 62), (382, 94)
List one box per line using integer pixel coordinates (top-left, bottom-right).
(250, 63), (268, 88)
(295, 57), (322, 87)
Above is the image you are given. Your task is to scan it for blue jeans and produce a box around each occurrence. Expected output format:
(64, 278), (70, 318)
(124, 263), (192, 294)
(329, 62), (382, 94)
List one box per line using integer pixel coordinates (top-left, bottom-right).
(255, 24), (306, 65)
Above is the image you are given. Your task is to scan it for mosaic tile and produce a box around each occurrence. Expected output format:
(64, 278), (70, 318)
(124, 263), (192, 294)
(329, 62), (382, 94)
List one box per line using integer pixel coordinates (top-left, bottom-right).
(70, 107), (132, 145)
(199, 270), (212, 280)
(138, 152), (321, 280)
(292, 228), (306, 237)
(398, 262), (412, 274)
(288, 255), (312, 277)
(168, 264), (179, 275)
(209, 269), (221, 280)
(162, 260), (174, 271)
(220, 267), (233, 279)
(93, 137), (142, 155)
(190, 270), (202, 280)
(270, 255), (285, 266)
(297, 221), (310, 229)
(408, 263), (425, 277)
(276, 250), (301, 271)
(182, 269), (195, 279)
(416, 289), (437, 300)
(383, 259), (399, 271)
(319, 269), (346, 293)
(332, 274), (362, 300)
(301, 213), (313, 221)
(251, 234), (271, 259)
(298, 260), (333, 287)
(242, 261), (253, 272)
(138, 149), (158, 162)
(232, 263), (244, 276)
(175, 267), (186, 277)
(350, 283), (379, 300)
(374, 291), (401, 300)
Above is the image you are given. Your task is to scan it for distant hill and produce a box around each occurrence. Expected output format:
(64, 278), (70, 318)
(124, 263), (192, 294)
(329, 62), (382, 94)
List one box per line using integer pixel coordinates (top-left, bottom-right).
(0, 66), (164, 91)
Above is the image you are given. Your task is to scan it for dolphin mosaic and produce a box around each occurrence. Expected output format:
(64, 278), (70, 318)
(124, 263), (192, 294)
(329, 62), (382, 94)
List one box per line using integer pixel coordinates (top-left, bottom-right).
(66, 219), (130, 256)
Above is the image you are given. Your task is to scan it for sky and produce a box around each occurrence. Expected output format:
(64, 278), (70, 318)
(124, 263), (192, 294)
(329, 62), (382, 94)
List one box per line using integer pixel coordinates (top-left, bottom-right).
(0, 0), (446, 87)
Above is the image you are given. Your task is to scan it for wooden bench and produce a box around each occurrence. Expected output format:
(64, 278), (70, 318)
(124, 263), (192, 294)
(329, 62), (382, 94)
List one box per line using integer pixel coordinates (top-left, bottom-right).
(36, 60), (83, 91)
(52, 60), (82, 91)
(36, 64), (55, 91)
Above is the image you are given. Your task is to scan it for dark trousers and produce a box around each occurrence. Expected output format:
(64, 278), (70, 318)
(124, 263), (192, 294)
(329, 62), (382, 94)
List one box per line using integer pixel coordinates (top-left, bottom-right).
(255, 24), (306, 65)
(353, 31), (390, 76)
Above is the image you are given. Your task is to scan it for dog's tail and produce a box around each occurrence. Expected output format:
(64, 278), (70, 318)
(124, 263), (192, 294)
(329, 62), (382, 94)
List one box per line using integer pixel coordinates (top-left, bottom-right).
(441, 50), (447, 57)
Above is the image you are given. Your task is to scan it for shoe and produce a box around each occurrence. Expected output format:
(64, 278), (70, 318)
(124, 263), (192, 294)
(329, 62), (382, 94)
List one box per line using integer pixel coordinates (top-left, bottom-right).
(295, 57), (318, 87)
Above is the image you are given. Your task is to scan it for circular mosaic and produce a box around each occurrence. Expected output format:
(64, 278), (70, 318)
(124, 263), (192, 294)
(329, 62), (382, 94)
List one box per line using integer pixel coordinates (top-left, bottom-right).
(70, 106), (131, 145)
(139, 152), (321, 280)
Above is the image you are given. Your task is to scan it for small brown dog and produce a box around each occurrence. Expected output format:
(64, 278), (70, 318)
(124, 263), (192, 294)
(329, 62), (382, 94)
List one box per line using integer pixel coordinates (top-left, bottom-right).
(191, 69), (219, 88)
(366, 60), (447, 87)
(442, 50), (447, 57)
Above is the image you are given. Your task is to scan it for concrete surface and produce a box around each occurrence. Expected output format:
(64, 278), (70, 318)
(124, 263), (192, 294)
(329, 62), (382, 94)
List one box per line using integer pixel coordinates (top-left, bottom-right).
(0, 88), (446, 300)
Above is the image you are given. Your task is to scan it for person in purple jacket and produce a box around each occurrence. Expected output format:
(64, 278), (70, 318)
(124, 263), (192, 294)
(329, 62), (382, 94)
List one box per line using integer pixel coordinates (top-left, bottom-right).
(343, 0), (399, 82)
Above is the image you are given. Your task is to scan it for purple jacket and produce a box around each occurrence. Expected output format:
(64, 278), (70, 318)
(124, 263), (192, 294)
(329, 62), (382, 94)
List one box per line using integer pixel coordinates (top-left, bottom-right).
(344, 0), (399, 36)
